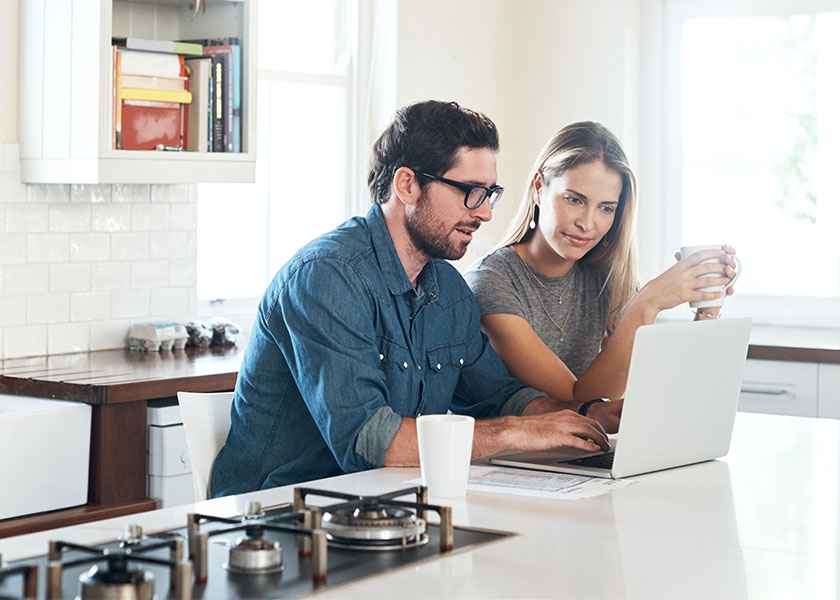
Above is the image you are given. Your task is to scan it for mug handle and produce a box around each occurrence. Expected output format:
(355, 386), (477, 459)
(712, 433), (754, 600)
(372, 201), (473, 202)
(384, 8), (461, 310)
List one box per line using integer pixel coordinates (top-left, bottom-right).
(725, 256), (742, 289)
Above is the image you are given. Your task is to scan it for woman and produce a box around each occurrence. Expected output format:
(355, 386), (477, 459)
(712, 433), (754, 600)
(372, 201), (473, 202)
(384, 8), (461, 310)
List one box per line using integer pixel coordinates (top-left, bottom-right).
(464, 122), (736, 431)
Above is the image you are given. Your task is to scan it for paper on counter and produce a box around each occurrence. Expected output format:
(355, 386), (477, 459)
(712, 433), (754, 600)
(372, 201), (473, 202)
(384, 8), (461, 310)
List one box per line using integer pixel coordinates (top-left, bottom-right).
(407, 465), (633, 500)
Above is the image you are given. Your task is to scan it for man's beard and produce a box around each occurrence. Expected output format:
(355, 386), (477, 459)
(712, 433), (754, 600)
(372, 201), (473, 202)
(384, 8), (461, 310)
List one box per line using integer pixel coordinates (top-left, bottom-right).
(406, 194), (480, 261)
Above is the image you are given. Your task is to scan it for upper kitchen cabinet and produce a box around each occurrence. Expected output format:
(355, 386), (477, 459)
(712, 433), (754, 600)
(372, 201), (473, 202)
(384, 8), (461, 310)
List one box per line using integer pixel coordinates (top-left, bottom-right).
(18, 0), (256, 184)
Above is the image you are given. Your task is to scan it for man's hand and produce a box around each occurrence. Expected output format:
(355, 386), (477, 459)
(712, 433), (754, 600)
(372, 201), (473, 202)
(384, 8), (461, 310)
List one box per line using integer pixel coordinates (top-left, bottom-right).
(585, 399), (623, 434)
(491, 410), (611, 455)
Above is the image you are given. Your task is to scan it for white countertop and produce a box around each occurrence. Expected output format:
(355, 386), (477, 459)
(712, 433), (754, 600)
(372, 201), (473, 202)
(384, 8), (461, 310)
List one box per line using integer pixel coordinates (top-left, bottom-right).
(2, 411), (838, 599)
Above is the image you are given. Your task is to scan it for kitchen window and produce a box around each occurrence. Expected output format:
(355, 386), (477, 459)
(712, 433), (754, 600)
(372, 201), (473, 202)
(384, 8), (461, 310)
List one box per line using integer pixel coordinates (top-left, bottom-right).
(656, 0), (840, 327)
(196, 0), (361, 304)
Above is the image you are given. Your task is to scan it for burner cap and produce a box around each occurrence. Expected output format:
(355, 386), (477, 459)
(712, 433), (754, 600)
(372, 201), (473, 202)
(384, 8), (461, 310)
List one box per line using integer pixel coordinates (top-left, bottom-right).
(79, 564), (154, 600)
(321, 503), (428, 549)
(223, 537), (284, 574)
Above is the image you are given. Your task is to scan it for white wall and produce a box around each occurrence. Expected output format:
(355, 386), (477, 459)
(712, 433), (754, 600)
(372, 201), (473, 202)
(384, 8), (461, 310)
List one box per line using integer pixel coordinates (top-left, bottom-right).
(395, 0), (644, 270)
(0, 165), (199, 359)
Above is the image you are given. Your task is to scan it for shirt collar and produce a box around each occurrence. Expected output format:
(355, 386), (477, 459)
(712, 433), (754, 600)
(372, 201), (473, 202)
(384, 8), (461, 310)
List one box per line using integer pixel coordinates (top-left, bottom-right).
(366, 203), (440, 299)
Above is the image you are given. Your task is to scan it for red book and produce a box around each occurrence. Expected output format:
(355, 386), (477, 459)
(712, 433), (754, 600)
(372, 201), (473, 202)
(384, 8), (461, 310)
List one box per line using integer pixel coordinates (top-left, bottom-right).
(121, 100), (182, 150)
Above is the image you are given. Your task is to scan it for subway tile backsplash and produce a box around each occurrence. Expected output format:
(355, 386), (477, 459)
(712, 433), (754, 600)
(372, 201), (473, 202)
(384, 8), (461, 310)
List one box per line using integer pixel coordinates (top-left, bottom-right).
(0, 143), (198, 359)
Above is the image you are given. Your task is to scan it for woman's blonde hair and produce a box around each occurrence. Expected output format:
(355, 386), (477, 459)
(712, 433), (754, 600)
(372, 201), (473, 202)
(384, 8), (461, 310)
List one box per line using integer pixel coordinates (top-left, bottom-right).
(495, 121), (638, 330)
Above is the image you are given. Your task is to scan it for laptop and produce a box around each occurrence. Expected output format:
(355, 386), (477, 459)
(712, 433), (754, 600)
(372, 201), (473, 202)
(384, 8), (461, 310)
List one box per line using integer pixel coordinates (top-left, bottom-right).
(490, 317), (752, 479)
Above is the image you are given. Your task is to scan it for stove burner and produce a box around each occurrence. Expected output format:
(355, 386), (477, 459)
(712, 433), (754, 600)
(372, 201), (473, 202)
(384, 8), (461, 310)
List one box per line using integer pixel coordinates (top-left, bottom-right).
(223, 536), (284, 574)
(321, 504), (428, 549)
(79, 563), (154, 600)
(42, 534), (192, 600)
(188, 511), (327, 583)
(294, 486), (452, 552)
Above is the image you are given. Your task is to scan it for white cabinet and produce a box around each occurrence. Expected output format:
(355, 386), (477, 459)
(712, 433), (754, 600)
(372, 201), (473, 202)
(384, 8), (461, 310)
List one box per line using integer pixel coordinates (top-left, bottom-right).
(18, 0), (256, 184)
(147, 399), (195, 508)
(0, 395), (91, 520)
(739, 359), (818, 417)
(818, 364), (840, 420)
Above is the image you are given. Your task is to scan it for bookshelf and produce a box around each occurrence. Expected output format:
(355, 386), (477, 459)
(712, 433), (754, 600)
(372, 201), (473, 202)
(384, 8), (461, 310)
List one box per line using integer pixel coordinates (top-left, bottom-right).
(18, 0), (256, 184)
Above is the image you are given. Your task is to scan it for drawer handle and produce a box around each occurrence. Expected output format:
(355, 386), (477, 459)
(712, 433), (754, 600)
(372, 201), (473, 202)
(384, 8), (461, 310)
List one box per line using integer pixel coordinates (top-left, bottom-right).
(740, 385), (789, 396)
(180, 451), (190, 466)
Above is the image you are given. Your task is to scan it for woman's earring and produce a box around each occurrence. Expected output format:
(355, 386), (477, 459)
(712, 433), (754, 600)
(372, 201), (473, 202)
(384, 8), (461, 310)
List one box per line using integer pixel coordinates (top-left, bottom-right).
(529, 204), (539, 230)
(602, 239), (610, 247)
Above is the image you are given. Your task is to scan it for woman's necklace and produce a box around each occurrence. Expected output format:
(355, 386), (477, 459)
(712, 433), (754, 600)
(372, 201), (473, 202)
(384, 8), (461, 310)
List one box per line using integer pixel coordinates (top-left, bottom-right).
(515, 251), (575, 303)
(516, 252), (578, 341)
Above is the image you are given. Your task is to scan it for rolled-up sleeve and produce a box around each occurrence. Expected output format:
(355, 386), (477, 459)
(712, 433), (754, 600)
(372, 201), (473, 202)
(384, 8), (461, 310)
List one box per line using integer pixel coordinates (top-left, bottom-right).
(355, 406), (403, 465)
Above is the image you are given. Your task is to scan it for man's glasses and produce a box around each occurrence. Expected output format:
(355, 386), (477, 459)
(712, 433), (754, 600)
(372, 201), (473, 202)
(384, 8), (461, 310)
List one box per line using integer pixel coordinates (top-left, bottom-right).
(416, 171), (504, 210)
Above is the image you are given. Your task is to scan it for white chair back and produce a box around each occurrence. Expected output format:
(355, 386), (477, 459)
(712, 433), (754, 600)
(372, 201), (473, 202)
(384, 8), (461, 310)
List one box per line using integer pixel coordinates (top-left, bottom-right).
(177, 390), (234, 501)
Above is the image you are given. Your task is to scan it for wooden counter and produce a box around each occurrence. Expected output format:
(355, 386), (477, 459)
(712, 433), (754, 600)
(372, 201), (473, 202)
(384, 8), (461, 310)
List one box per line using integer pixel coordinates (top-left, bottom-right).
(747, 325), (840, 364)
(0, 345), (244, 538)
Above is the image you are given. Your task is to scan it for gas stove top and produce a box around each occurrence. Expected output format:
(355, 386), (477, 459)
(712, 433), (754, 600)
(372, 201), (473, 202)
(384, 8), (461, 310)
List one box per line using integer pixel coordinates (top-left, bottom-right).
(0, 486), (514, 599)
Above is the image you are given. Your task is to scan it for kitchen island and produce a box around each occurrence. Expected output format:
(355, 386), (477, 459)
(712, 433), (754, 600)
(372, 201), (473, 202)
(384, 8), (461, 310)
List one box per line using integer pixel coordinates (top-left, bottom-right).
(0, 411), (836, 598)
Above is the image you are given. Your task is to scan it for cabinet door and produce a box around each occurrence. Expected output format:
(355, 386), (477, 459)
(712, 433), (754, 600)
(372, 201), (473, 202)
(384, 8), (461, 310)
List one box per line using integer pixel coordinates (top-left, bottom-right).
(818, 364), (840, 420)
(739, 359), (818, 417)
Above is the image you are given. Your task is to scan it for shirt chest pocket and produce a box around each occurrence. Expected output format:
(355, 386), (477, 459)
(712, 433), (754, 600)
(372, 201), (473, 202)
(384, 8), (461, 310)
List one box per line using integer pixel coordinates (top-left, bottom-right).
(378, 339), (415, 373)
(425, 343), (466, 383)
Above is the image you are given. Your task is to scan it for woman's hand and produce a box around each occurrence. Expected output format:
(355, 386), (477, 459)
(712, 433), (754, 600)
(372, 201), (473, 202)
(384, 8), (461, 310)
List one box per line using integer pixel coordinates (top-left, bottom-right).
(586, 399), (623, 434)
(634, 245), (738, 313)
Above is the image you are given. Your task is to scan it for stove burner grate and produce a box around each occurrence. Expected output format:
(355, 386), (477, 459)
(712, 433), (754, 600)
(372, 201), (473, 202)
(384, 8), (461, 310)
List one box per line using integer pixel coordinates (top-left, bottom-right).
(40, 530), (193, 600)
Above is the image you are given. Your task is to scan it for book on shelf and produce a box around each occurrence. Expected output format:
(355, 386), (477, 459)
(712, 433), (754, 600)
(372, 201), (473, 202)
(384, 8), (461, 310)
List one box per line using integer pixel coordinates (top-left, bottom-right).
(182, 38), (241, 152)
(121, 100), (189, 151)
(113, 46), (121, 149)
(121, 87), (192, 104)
(184, 57), (212, 152)
(113, 37), (203, 56)
(118, 49), (186, 78)
(121, 74), (189, 92)
(211, 53), (229, 152)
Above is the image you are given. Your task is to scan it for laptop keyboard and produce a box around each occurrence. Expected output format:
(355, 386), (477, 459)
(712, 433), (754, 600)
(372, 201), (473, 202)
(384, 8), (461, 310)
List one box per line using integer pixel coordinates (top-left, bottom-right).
(563, 452), (615, 469)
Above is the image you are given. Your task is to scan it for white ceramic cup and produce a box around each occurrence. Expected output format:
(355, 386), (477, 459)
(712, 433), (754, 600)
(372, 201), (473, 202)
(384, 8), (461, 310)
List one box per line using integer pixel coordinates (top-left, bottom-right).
(679, 244), (742, 309)
(416, 414), (475, 497)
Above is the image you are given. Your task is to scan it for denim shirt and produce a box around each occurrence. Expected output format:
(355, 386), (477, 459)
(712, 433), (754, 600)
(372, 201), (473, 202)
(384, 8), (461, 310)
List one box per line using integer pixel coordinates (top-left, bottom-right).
(210, 204), (543, 496)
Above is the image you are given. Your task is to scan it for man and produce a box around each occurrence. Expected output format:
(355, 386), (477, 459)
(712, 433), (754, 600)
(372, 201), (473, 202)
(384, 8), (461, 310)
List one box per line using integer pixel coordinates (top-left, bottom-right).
(211, 100), (611, 496)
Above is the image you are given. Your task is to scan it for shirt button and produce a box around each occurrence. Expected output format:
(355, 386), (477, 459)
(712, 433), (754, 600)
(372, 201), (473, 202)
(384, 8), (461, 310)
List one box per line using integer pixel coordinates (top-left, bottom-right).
(436, 363), (441, 370)
(402, 361), (408, 369)
(430, 291), (437, 299)
(417, 365), (422, 370)
(459, 358), (464, 365)
(379, 353), (384, 361)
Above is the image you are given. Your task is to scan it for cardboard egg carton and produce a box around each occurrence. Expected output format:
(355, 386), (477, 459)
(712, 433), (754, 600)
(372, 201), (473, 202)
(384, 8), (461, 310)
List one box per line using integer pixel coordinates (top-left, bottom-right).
(127, 322), (189, 352)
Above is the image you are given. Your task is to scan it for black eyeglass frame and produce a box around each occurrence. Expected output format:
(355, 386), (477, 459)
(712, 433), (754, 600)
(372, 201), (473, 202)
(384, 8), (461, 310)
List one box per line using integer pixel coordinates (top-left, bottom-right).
(415, 171), (504, 210)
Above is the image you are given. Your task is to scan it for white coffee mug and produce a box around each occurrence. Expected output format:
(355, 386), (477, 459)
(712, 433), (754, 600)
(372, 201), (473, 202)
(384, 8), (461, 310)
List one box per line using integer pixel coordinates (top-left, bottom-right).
(416, 414), (475, 497)
(679, 244), (742, 309)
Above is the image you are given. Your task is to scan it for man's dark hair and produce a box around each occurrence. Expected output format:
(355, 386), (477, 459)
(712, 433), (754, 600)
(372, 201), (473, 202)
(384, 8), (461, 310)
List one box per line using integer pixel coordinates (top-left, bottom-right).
(367, 100), (500, 205)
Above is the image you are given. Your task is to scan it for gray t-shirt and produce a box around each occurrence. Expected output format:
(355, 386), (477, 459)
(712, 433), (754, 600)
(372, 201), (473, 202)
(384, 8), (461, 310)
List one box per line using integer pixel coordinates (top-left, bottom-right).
(464, 247), (610, 378)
